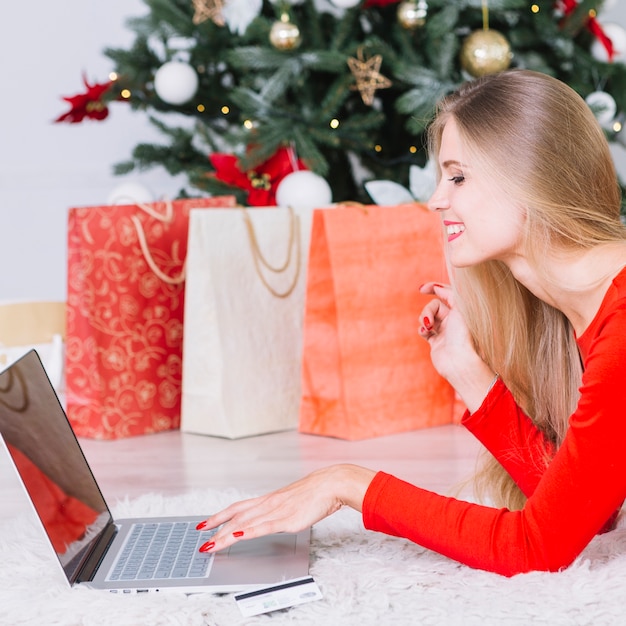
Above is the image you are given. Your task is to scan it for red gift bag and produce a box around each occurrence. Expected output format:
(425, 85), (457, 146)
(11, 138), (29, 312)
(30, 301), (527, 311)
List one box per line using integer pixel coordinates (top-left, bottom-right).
(298, 203), (461, 440)
(66, 196), (236, 439)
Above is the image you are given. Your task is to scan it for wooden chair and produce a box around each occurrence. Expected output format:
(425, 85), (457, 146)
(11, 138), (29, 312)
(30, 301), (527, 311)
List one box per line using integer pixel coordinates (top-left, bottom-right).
(0, 301), (65, 390)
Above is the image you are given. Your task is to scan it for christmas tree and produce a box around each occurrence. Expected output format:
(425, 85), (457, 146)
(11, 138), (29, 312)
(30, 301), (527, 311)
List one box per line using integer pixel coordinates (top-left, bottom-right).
(57, 0), (626, 208)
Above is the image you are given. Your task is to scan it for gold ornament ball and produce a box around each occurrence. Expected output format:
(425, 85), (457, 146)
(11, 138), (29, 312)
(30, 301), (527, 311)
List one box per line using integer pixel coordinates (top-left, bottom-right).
(397, 0), (427, 30)
(460, 29), (512, 77)
(269, 18), (302, 51)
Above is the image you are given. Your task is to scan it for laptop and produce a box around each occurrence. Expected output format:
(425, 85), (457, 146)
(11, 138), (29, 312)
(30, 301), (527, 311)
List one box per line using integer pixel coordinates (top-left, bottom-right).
(0, 350), (310, 594)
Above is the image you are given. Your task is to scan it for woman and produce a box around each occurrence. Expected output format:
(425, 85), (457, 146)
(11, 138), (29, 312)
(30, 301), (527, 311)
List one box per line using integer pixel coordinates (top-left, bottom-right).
(196, 69), (626, 576)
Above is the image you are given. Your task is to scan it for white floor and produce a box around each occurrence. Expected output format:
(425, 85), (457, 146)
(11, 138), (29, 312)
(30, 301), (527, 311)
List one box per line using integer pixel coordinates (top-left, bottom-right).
(1, 425), (481, 522)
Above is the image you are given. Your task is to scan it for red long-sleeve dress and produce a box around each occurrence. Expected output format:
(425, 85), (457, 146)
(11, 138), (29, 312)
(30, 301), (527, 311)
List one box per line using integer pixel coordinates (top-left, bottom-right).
(362, 268), (626, 576)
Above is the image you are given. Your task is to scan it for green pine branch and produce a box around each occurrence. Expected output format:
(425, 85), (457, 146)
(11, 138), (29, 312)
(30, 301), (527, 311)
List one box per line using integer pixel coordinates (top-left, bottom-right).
(99, 0), (626, 207)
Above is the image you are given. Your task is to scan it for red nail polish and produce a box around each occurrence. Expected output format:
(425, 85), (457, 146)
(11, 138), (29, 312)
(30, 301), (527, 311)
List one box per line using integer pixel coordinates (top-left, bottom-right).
(199, 541), (215, 552)
(423, 316), (432, 330)
(232, 531), (244, 538)
(433, 283), (444, 288)
(196, 521), (207, 530)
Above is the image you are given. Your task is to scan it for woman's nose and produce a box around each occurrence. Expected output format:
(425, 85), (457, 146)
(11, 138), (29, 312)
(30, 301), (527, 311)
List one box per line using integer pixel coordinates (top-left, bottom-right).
(427, 184), (449, 213)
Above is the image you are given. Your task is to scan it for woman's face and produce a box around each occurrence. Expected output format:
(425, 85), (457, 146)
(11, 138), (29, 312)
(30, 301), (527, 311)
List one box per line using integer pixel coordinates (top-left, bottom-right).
(427, 117), (526, 269)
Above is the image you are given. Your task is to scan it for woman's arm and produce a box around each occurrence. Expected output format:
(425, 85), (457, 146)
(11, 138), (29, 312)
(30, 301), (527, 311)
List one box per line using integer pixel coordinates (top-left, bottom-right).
(420, 283), (555, 496)
(195, 465), (376, 553)
(461, 379), (556, 497)
(364, 309), (626, 575)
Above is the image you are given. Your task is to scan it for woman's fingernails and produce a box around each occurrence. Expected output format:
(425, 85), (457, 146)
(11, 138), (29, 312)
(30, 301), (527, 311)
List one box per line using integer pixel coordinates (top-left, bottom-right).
(196, 521), (207, 530)
(433, 283), (444, 288)
(232, 531), (244, 538)
(199, 541), (215, 552)
(423, 316), (432, 330)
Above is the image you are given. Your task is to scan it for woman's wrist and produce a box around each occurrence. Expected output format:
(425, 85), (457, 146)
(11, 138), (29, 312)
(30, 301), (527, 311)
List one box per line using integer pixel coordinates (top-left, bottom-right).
(330, 464), (377, 512)
(447, 357), (498, 414)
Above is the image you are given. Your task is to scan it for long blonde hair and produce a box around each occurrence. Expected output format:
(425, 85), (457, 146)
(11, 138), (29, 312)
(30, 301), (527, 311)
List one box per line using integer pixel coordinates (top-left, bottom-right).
(428, 70), (626, 509)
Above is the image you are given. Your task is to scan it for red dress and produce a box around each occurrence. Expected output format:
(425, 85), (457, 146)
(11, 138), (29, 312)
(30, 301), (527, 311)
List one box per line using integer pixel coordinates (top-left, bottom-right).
(362, 268), (626, 576)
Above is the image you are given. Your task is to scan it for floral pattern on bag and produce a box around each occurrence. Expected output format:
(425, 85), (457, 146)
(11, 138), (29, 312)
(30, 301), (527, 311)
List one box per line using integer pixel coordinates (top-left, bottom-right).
(66, 196), (236, 439)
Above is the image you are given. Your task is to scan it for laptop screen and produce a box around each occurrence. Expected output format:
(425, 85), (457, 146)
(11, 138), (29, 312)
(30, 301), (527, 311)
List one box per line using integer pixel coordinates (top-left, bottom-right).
(0, 351), (111, 583)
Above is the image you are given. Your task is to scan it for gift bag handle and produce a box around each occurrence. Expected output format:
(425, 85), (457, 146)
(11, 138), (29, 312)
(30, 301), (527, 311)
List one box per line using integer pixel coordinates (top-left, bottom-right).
(130, 200), (186, 286)
(241, 206), (301, 299)
(136, 199), (174, 222)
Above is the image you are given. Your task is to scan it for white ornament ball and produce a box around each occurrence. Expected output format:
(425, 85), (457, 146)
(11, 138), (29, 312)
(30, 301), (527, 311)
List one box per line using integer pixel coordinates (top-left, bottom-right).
(276, 171), (332, 208)
(590, 23), (626, 63)
(586, 91), (617, 127)
(599, 0), (618, 12)
(154, 61), (199, 105)
(107, 181), (154, 205)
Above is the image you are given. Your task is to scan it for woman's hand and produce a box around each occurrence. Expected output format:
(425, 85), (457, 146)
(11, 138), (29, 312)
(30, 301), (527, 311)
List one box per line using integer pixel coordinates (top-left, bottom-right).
(418, 283), (475, 377)
(418, 282), (497, 413)
(195, 464), (376, 553)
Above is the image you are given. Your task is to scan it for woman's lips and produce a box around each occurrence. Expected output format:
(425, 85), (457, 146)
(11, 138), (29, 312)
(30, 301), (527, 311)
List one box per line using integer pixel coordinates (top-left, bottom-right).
(444, 221), (465, 242)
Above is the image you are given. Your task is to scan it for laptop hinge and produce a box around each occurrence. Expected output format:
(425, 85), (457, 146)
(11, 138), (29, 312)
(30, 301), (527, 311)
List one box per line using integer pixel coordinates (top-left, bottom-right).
(75, 522), (118, 583)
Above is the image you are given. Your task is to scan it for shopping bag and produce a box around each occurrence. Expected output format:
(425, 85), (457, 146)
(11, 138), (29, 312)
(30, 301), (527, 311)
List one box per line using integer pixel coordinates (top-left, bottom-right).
(0, 301), (65, 392)
(65, 196), (236, 439)
(181, 205), (313, 438)
(298, 203), (458, 440)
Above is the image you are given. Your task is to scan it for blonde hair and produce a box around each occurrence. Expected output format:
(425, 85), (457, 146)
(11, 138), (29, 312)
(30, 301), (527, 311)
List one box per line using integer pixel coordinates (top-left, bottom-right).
(428, 70), (626, 509)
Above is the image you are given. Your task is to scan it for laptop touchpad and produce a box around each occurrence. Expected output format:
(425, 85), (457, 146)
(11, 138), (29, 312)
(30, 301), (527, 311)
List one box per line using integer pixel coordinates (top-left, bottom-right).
(226, 535), (297, 558)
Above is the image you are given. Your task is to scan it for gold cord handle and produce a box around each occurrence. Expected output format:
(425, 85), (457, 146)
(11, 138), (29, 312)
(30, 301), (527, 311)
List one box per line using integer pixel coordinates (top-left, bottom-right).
(241, 207), (301, 299)
(130, 214), (186, 286)
(135, 199), (174, 223)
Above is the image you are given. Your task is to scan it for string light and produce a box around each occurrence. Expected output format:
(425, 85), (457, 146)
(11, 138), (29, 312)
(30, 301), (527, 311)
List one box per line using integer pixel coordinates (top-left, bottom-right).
(109, 72), (119, 81)
(330, 118), (340, 129)
(120, 89), (131, 99)
(374, 144), (382, 152)
(409, 146), (417, 154)
(221, 105), (230, 115)
(531, 4), (540, 14)
(243, 119), (254, 129)
(614, 121), (623, 133)
(197, 104), (205, 112)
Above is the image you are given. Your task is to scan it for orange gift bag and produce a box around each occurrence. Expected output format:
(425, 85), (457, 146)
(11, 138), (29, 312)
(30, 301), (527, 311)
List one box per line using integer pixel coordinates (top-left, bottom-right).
(298, 203), (459, 440)
(66, 196), (236, 439)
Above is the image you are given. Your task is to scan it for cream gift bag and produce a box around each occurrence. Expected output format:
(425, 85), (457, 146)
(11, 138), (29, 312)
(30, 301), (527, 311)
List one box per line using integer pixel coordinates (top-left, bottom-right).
(181, 206), (313, 438)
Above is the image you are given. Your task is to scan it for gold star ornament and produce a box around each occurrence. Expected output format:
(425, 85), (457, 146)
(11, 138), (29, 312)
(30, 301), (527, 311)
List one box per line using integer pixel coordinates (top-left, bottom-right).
(192, 0), (225, 27)
(347, 47), (392, 106)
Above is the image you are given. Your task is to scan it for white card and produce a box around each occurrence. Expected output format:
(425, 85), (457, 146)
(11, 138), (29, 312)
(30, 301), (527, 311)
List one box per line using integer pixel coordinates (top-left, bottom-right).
(234, 576), (322, 617)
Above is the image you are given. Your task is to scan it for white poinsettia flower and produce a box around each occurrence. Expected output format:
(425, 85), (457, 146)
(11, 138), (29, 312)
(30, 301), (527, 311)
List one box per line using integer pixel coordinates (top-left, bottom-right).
(364, 159), (437, 205)
(364, 180), (414, 205)
(223, 0), (263, 35)
(409, 159), (436, 202)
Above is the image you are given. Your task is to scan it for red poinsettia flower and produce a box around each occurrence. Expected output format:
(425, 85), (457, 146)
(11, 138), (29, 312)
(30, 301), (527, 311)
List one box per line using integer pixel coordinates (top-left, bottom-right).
(55, 75), (114, 124)
(209, 146), (306, 206)
(558, 0), (614, 61)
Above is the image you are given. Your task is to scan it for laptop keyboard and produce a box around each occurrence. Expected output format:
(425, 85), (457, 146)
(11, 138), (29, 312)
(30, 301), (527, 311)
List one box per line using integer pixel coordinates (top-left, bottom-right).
(106, 521), (217, 581)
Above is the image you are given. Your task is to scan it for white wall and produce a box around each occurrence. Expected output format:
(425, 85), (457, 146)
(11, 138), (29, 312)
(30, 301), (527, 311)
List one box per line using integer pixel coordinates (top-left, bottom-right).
(0, 0), (182, 301)
(1, 1), (625, 301)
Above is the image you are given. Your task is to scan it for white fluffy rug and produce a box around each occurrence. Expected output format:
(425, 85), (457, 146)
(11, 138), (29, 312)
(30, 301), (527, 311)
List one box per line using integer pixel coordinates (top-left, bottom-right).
(2, 488), (626, 626)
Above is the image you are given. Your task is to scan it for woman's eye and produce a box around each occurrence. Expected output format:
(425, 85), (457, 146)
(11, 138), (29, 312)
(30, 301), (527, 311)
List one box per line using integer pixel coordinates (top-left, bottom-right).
(448, 175), (465, 185)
